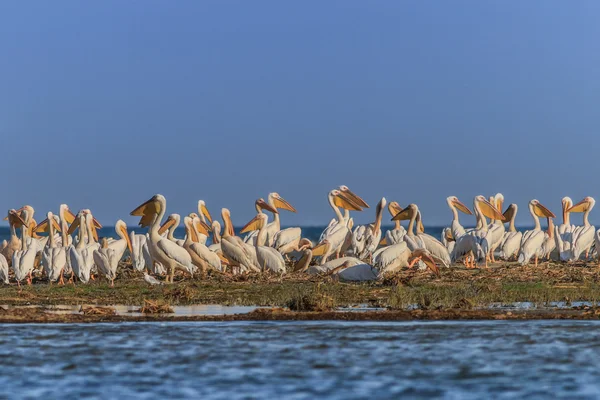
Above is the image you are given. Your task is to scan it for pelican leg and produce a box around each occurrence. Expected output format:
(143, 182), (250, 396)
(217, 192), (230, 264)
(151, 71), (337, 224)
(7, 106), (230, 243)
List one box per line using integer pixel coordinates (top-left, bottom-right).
(90, 274), (95, 281)
(58, 269), (65, 286)
(170, 266), (175, 283)
(110, 278), (114, 288)
(535, 255), (538, 268)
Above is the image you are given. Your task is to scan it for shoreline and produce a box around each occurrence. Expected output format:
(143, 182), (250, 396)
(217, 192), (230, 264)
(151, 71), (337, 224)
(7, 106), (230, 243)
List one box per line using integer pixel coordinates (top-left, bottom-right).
(1, 261), (600, 322)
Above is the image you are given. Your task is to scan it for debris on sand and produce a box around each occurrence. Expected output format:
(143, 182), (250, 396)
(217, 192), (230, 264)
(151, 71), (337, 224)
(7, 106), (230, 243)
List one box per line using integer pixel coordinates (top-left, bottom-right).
(79, 306), (116, 316)
(138, 300), (174, 314)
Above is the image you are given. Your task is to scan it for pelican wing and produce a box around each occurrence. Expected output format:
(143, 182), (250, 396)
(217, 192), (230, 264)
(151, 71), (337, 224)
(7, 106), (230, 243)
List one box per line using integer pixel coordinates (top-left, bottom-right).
(157, 238), (192, 269)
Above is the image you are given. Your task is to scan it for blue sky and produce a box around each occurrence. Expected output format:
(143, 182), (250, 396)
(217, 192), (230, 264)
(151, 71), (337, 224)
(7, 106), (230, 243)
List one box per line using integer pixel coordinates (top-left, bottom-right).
(1, 1), (599, 227)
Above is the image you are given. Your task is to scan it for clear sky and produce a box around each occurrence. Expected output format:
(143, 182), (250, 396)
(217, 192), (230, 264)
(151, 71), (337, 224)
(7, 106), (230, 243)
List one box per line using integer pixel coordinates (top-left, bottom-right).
(2, 1), (600, 227)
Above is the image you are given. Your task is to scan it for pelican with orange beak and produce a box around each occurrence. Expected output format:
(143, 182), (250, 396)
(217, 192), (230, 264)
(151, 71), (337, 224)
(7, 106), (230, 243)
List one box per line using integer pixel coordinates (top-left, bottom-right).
(36, 212), (66, 283)
(1, 209), (27, 266)
(567, 196), (595, 261)
(316, 189), (365, 261)
(130, 194), (195, 283)
(470, 195), (506, 267)
(220, 208), (261, 273)
(446, 196), (473, 240)
(380, 202), (406, 246)
(518, 199), (556, 266)
(555, 197), (575, 261)
(241, 212), (287, 273)
(350, 197), (387, 260)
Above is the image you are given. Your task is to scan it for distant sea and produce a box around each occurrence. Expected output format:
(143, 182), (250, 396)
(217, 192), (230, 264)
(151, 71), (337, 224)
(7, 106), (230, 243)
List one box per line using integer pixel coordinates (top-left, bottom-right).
(0, 225), (537, 246)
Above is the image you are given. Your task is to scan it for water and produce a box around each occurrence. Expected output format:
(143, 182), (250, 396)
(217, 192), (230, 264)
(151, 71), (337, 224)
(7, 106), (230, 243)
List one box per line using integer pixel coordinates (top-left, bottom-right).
(2, 321), (600, 399)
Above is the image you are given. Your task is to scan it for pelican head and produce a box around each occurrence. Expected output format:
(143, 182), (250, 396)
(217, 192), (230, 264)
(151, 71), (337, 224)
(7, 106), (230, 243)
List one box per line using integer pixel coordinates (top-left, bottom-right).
(338, 185), (370, 208)
(330, 190), (363, 211)
(115, 220), (133, 254)
(197, 200), (213, 224)
(568, 196), (595, 213)
(240, 213), (268, 234)
(392, 203), (418, 221)
(446, 196), (472, 215)
(529, 199), (556, 218)
(131, 194), (166, 228)
(269, 193), (297, 213)
(408, 248), (440, 277)
(159, 214), (180, 235)
(256, 198), (278, 214)
(311, 239), (331, 257)
(474, 195), (506, 221)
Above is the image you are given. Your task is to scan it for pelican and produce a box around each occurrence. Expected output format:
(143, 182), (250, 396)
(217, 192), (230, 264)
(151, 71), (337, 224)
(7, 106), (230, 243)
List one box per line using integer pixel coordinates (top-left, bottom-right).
(441, 228), (455, 253)
(241, 212), (286, 273)
(310, 240), (364, 274)
(320, 186), (368, 242)
(160, 214), (183, 245)
(316, 189), (364, 261)
(498, 204), (522, 261)
(208, 220), (223, 253)
(370, 241), (440, 277)
(130, 231), (148, 272)
(220, 208), (261, 273)
(540, 217), (556, 260)
(291, 239), (315, 272)
(445, 196), (473, 239)
(2, 209), (27, 265)
(555, 197), (575, 261)
(568, 197), (596, 261)
(518, 200), (556, 266)
(0, 254), (8, 284)
(182, 216), (220, 275)
(196, 200), (213, 245)
(393, 204), (451, 267)
(37, 212), (67, 284)
(380, 202), (406, 246)
(469, 195), (506, 267)
(68, 211), (99, 283)
(130, 194), (195, 283)
(243, 198), (277, 244)
(350, 197), (386, 260)
(93, 238), (119, 286)
(12, 207), (36, 285)
(486, 194), (506, 263)
(105, 220), (133, 264)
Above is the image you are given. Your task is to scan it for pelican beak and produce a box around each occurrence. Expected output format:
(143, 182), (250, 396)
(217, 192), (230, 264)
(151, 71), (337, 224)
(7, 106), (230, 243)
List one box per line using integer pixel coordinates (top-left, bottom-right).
(240, 215), (264, 233)
(342, 188), (370, 209)
(92, 217), (103, 229)
(388, 202), (403, 216)
(379, 237), (388, 246)
(392, 207), (412, 221)
(312, 241), (329, 256)
(421, 253), (440, 277)
(418, 219), (425, 233)
(63, 208), (76, 224)
(35, 219), (49, 233)
(158, 216), (177, 235)
(333, 192), (363, 211)
(51, 218), (62, 233)
(534, 202), (556, 218)
(502, 206), (515, 222)
(195, 219), (211, 236)
(67, 215), (82, 235)
(273, 196), (297, 213)
(217, 252), (230, 265)
(131, 197), (160, 217)
(200, 203), (213, 224)
(189, 221), (199, 243)
(478, 198), (505, 221)
(568, 198), (590, 213)
(121, 224), (133, 254)
(257, 199), (278, 214)
(91, 224), (99, 242)
(453, 199), (473, 215)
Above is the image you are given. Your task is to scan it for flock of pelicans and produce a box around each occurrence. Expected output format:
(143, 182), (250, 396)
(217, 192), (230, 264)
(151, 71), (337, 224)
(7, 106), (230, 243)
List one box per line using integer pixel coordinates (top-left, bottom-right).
(0, 186), (597, 285)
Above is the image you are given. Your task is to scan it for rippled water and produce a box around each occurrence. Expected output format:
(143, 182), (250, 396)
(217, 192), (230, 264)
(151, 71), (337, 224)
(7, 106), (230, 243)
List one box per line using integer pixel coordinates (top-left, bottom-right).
(2, 321), (600, 399)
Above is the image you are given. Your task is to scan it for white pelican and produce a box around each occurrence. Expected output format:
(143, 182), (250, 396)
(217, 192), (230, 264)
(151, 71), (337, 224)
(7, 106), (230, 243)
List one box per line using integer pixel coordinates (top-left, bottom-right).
(196, 200), (213, 245)
(486, 194), (506, 263)
(380, 202), (406, 246)
(220, 208), (261, 273)
(317, 189), (364, 261)
(470, 195), (506, 267)
(208, 220), (223, 253)
(540, 217), (556, 260)
(106, 220), (133, 264)
(498, 204), (522, 261)
(350, 197), (386, 260)
(182, 215), (220, 275)
(518, 200), (556, 266)
(93, 238), (119, 286)
(319, 186), (368, 243)
(393, 204), (450, 268)
(445, 196), (473, 239)
(291, 239), (314, 272)
(0, 254), (8, 284)
(568, 197), (596, 261)
(130, 194), (195, 283)
(555, 197), (575, 261)
(12, 207), (36, 285)
(245, 193), (298, 246)
(309, 240), (364, 274)
(241, 212), (286, 273)
(130, 231), (148, 272)
(37, 213), (67, 284)
(371, 241), (440, 277)
(2, 209), (27, 265)
(68, 211), (99, 283)
(441, 228), (455, 253)
(159, 214), (183, 245)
